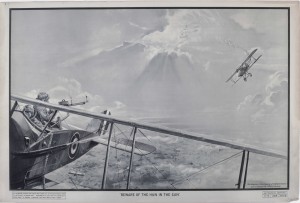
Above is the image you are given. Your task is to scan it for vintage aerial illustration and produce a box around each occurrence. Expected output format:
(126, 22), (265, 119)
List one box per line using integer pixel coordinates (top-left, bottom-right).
(9, 8), (289, 190)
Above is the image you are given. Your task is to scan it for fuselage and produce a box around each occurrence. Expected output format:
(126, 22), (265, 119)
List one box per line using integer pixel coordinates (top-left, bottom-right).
(10, 110), (98, 189)
(238, 65), (249, 77)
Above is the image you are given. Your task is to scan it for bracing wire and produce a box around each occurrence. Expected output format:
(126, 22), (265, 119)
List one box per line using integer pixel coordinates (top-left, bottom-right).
(18, 108), (244, 190)
(185, 178), (199, 188)
(69, 176), (78, 190)
(114, 124), (131, 140)
(58, 112), (71, 129)
(124, 127), (134, 152)
(129, 128), (243, 189)
(171, 151), (243, 186)
(122, 128), (176, 189)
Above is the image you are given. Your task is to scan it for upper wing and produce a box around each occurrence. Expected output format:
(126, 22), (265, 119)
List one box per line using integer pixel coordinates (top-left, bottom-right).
(11, 94), (286, 159)
(244, 49), (257, 63)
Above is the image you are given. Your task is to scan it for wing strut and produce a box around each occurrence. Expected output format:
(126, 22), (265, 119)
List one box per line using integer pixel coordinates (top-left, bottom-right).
(236, 150), (250, 189)
(236, 150), (246, 189)
(243, 151), (250, 189)
(42, 133), (53, 189)
(171, 151), (243, 187)
(11, 94), (287, 159)
(38, 110), (58, 137)
(10, 101), (18, 117)
(126, 127), (137, 189)
(101, 122), (114, 189)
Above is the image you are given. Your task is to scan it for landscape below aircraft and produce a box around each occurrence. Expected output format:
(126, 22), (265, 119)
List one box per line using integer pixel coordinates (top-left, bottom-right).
(10, 94), (286, 190)
(226, 49), (262, 84)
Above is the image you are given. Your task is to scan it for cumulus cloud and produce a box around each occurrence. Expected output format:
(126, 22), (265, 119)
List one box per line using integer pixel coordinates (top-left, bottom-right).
(265, 71), (288, 93)
(230, 10), (288, 34)
(237, 94), (264, 111)
(59, 47), (104, 68)
(24, 77), (128, 128)
(24, 89), (41, 99)
(13, 9), (288, 152)
(140, 10), (220, 58)
(128, 21), (149, 31)
(237, 71), (287, 117)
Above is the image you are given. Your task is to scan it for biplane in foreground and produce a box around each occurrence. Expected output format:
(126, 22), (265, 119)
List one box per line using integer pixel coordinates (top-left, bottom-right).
(226, 49), (262, 84)
(10, 94), (287, 190)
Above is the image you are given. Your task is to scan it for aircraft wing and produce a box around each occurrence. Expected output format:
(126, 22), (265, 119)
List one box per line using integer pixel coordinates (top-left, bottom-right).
(11, 94), (287, 159)
(12, 130), (155, 157)
(12, 144), (68, 158)
(244, 49), (257, 63)
(225, 69), (239, 83)
(247, 55), (262, 72)
(91, 137), (156, 155)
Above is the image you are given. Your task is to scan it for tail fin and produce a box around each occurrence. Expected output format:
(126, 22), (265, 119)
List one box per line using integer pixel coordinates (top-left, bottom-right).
(85, 110), (111, 136)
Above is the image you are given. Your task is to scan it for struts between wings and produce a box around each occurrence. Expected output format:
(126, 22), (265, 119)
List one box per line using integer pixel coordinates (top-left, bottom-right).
(226, 49), (262, 84)
(10, 96), (156, 189)
(10, 94), (286, 190)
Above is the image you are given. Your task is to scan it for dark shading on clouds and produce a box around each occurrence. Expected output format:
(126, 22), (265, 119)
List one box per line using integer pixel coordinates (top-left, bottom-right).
(12, 9), (288, 152)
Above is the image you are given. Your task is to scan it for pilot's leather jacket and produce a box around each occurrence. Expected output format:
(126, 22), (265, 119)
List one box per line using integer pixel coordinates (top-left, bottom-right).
(34, 105), (54, 125)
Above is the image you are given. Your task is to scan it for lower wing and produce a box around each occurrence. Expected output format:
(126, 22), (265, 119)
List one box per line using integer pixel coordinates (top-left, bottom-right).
(91, 137), (156, 156)
(226, 70), (239, 83)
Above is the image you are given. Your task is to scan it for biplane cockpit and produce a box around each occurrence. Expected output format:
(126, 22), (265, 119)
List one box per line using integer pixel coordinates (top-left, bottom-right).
(23, 104), (62, 130)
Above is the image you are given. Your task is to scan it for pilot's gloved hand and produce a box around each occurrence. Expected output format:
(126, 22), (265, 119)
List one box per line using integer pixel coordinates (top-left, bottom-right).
(56, 117), (61, 129)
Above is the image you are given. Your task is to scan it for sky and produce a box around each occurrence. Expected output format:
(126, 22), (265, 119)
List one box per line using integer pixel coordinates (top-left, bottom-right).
(10, 9), (289, 152)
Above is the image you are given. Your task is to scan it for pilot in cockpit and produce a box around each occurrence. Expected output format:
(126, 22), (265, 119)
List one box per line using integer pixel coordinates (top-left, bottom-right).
(32, 92), (61, 129)
(34, 92), (55, 125)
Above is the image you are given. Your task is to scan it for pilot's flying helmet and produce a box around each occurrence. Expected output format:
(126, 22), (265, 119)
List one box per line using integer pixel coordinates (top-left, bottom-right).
(24, 105), (36, 118)
(36, 92), (49, 101)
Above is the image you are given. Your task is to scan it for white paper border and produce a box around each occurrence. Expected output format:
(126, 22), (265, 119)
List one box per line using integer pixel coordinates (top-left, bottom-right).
(0, 1), (299, 203)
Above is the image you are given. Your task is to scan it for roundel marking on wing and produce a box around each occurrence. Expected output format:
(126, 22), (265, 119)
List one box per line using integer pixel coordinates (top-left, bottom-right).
(68, 132), (80, 159)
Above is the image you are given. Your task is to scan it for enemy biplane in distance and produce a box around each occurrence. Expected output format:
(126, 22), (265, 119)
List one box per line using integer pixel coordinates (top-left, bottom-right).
(10, 94), (286, 190)
(58, 96), (88, 106)
(226, 49), (262, 84)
